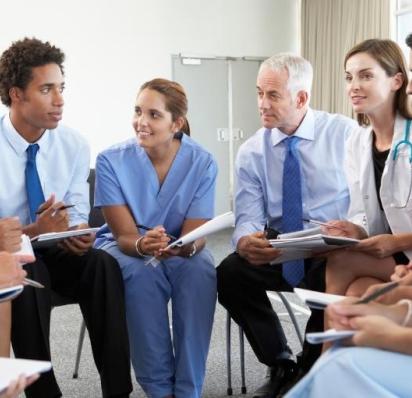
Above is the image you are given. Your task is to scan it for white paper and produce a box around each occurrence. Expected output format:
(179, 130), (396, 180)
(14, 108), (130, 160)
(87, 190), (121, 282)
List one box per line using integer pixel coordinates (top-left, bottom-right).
(268, 234), (359, 265)
(145, 212), (235, 267)
(294, 288), (345, 310)
(166, 212), (235, 249)
(306, 329), (355, 344)
(14, 234), (35, 264)
(0, 285), (24, 303)
(0, 357), (51, 393)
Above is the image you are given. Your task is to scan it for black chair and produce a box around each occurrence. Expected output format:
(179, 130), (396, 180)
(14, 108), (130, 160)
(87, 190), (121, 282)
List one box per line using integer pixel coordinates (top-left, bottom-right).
(225, 292), (305, 395)
(51, 168), (105, 378)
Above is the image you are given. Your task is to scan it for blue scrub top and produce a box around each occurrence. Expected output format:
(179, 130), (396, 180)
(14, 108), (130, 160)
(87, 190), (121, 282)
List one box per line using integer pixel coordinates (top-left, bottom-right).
(94, 133), (218, 247)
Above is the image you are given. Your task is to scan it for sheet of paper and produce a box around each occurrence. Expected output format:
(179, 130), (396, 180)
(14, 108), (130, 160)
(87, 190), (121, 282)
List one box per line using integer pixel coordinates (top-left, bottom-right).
(306, 329), (355, 344)
(0, 357), (51, 393)
(294, 288), (345, 309)
(0, 285), (24, 303)
(167, 212), (235, 249)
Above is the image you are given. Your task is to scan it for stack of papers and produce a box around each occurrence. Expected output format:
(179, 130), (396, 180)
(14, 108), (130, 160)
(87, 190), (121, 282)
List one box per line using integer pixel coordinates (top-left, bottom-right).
(268, 231), (359, 264)
(294, 288), (345, 310)
(0, 285), (24, 303)
(0, 357), (51, 393)
(31, 227), (100, 249)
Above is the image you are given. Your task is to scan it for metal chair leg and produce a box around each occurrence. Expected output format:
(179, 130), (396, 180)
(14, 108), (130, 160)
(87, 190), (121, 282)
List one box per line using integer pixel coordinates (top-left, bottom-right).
(277, 292), (304, 347)
(238, 326), (247, 394)
(73, 319), (86, 379)
(226, 312), (233, 395)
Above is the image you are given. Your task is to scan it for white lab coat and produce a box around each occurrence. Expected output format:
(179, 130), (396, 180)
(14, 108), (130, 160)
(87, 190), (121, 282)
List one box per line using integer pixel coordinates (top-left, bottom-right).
(345, 115), (412, 260)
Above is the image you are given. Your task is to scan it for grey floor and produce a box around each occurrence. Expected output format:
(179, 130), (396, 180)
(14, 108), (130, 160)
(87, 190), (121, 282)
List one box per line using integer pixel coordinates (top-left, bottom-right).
(47, 230), (311, 397)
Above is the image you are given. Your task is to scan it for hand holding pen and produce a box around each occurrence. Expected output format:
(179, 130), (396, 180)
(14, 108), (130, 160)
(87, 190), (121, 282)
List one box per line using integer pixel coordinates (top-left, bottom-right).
(136, 225), (172, 258)
(34, 195), (69, 234)
(303, 218), (367, 239)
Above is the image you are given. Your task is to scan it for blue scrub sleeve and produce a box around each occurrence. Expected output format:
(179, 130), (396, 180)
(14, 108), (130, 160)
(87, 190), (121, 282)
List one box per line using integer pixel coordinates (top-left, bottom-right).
(186, 158), (217, 219)
(94, 153), (127, 207)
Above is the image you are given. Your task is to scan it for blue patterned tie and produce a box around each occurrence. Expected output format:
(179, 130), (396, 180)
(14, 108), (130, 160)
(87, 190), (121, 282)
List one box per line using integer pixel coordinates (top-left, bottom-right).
(25, 144), (45, 222)
(282, 136), (304, 286)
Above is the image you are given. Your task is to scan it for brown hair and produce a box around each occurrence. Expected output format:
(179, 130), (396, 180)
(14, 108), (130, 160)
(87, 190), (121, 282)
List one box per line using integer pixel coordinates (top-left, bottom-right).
(344, 39), (412, 126)
(139, 78), (190, 135)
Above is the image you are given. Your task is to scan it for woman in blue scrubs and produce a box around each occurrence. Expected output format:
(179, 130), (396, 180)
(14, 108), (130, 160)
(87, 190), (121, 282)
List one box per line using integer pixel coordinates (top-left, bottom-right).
(93, 78), (218, 398)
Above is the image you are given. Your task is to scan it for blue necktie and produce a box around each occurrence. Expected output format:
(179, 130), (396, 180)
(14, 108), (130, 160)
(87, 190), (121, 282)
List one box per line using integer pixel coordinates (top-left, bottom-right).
(281, 136), (304, 286)
(25, 144), (45, 222)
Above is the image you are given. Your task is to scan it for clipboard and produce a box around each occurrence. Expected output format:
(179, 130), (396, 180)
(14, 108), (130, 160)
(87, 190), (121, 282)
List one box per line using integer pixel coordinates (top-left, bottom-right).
(31, 227), (100, 249)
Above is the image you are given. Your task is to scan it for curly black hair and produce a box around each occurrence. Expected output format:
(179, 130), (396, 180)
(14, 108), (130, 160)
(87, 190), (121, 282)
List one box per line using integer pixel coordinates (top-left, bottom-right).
(0, 37), (65, 107)
(406, 33), (412, 49)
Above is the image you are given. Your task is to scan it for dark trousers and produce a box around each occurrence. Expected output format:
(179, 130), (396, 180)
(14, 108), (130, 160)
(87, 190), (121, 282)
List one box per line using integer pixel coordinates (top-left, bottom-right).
(11, 247), (133, 398)
(217, 252), (325, 371)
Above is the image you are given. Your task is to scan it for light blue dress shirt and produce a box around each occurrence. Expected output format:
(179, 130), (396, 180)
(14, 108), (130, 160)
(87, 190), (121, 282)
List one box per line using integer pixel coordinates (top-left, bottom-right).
(0, 113), (90, 227)
(232, 108), (357, 248)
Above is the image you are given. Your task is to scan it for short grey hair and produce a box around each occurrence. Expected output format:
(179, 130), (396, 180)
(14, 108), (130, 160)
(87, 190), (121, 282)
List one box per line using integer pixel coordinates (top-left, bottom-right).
(259, 53), (313, 100)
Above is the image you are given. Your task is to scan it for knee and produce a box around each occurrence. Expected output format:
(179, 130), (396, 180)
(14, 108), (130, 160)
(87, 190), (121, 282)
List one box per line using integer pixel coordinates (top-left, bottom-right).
(216, 253), (241, 289)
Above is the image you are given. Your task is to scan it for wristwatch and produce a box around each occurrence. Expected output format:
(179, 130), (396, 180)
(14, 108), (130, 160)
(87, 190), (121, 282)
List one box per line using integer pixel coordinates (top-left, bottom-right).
(188, 242), (197, 257)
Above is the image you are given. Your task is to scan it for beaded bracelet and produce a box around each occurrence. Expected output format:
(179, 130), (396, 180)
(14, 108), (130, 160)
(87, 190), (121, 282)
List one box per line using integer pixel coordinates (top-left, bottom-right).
(135, 236), (148, 258)
(398, 299), (412, 326)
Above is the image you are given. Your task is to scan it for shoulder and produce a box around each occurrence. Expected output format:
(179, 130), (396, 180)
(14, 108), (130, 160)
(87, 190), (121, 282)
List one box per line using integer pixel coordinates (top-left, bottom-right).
(312, 109), (357, 133)
(182, 134), (216, 167)
(237, 127), (265, 159)
(346, 124), (370, 148)
(97, 138), (139, 162)
(51, 124), (89, 149)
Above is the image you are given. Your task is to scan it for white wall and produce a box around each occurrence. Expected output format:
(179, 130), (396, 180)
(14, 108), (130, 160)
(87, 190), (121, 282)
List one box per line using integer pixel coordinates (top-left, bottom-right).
(0, 0), (299, 162)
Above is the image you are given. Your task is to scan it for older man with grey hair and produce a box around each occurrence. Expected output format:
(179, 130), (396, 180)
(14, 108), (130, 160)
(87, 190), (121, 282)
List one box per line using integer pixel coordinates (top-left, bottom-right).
(217, 53), (357, 397)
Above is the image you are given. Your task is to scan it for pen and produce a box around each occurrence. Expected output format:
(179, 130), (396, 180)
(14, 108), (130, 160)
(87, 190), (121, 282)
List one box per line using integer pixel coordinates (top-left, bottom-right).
(136, 224), (177, 241)
(24, 278), (45, 289)
(36, 204), (75, 215)
(302, 218), (346, 232)
(356, 281), (399, 304)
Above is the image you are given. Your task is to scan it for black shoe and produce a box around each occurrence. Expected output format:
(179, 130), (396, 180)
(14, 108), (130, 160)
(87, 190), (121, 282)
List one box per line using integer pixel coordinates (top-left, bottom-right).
(253, 363), (296, 398)
(276, 368), (306, 397)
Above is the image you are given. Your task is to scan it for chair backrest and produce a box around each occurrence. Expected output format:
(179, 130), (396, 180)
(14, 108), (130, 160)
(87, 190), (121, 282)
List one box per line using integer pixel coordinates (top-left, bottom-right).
(87, 168), (105, 228)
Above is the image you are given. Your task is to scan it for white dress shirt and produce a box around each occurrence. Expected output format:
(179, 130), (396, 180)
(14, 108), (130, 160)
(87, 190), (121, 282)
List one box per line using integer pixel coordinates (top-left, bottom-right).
(0, 113), (90, 227)
(232, 108), (357, 248)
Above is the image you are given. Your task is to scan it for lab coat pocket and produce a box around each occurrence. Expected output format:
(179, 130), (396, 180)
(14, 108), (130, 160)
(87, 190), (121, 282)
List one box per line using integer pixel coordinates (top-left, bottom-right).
(389, 152), (412, 208)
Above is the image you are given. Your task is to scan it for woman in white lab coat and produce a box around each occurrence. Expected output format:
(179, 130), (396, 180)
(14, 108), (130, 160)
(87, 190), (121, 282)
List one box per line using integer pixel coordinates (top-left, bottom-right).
(324, 38), (412, 298)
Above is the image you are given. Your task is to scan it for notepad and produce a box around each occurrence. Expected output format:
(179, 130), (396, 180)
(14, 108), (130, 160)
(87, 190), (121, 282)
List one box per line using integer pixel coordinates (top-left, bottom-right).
(294, 288), (345, 310)
(14, 234), (35, 264)
(269, 231), (359, 264)
(31, 227), (100, 249)
(306, 329), (355, 344)
(0, 285), (24, 303)
(0, 357), (51, 393)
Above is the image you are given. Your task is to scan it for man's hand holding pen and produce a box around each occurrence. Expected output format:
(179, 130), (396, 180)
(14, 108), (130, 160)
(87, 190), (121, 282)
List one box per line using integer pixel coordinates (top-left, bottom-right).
(237, 231), (282, 265)
(34, 194), (69, 235)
